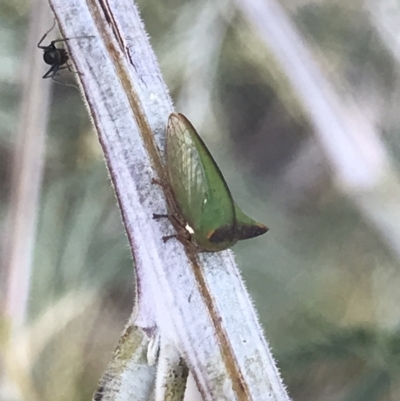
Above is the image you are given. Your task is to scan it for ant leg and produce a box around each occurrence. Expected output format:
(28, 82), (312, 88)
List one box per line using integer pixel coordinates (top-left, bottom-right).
(51, 76), (79, 89)
(50, 35), (95, 46)
(42, 65), (59, 79)
(65, 63), (83, 76)
(37, 19), (57, 48)
(38, 17), (94, 48)
(43, 66), (78, 89)
(42, 65), (70, 79)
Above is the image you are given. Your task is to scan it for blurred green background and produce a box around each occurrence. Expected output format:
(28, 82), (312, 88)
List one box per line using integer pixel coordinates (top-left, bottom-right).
(2, 0), (400, 400)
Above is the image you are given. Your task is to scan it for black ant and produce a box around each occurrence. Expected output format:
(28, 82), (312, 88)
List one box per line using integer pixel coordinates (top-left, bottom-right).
(37, 20), (92, 85)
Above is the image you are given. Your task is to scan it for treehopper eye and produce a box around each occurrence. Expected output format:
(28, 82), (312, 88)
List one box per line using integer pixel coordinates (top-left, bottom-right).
(165, 113), (268, 252)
